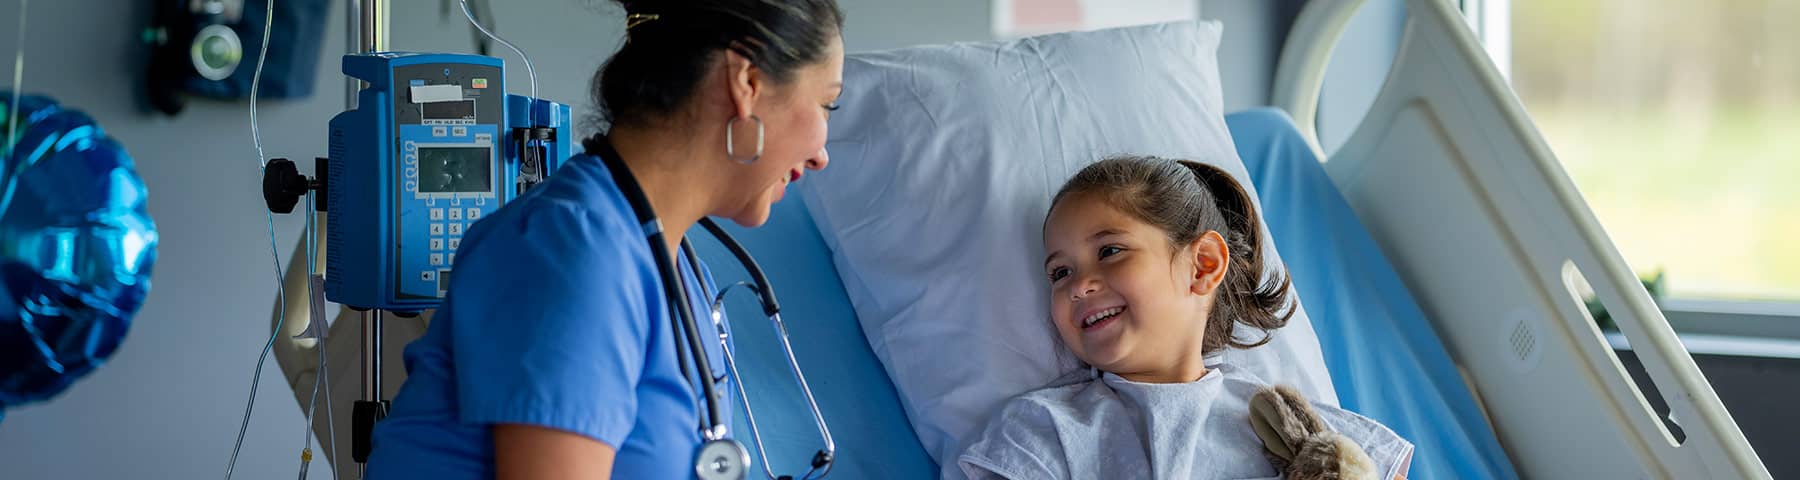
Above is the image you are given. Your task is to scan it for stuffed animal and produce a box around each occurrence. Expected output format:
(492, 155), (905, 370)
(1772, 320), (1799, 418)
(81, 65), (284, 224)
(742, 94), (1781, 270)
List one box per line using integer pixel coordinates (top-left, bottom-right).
(1249, 384), (1379, 480)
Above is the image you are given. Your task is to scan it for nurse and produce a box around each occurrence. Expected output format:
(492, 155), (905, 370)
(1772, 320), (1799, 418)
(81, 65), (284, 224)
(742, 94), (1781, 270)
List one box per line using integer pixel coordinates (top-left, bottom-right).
(363, 0), (845, 477)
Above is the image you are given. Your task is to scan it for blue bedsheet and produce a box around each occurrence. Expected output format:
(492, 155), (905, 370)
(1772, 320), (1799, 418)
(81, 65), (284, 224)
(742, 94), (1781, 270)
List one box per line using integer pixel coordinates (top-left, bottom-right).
(1232, 108), (1518, 480)
(693, 108), (1518, 479)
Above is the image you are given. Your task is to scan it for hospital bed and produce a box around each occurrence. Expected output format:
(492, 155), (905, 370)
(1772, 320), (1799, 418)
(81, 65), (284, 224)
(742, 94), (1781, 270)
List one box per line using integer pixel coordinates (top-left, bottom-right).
(272, 0), (1768, 477)
(693, 0), (1770, 478)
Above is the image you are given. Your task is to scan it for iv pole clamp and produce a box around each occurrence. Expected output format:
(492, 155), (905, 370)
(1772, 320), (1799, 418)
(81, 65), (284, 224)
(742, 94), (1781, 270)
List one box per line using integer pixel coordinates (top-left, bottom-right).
(261, 157), (327, 214)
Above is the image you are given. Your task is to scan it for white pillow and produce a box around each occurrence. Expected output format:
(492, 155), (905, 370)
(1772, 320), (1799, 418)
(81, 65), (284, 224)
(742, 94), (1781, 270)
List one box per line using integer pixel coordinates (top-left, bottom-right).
(800, 21), (1337, 476)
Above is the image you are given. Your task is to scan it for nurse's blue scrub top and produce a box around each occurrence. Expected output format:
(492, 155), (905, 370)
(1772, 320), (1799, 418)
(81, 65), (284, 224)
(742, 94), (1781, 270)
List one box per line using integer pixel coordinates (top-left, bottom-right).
(365, 150), (736, 478)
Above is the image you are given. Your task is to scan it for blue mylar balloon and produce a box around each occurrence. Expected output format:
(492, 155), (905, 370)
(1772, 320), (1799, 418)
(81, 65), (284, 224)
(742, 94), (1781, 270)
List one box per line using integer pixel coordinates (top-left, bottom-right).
(0, 92), (158, 421)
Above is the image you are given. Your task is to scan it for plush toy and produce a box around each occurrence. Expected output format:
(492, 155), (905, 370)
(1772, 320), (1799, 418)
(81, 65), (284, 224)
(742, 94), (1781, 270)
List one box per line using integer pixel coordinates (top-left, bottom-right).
(1249, 384), (1379, 480)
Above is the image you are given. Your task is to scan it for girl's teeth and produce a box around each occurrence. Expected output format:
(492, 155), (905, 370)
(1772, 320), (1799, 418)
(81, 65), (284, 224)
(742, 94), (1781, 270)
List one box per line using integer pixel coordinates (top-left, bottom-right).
(1084, 307), (1120, 326)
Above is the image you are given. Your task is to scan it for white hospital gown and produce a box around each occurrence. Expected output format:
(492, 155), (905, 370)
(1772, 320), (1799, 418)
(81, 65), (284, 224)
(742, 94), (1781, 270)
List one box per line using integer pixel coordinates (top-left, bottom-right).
(958, 364), (1413, 480)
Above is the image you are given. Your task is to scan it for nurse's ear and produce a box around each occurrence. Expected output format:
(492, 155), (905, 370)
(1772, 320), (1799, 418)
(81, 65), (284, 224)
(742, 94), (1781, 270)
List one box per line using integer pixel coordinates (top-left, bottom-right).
(723, 46), (763, 120)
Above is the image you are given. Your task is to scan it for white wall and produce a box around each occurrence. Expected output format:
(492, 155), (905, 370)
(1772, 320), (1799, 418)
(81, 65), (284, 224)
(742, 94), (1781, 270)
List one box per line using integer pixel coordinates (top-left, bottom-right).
(0, 1), (1390, 478)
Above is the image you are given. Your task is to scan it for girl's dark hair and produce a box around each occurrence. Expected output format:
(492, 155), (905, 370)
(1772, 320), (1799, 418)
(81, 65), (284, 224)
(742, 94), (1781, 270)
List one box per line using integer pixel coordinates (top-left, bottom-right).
(592, 0), (844, 131)
(1050, 156), (1295, 354)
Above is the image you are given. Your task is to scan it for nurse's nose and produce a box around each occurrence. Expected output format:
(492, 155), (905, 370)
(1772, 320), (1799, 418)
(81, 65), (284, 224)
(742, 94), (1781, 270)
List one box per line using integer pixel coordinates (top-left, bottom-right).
(806, 147), (830, 171)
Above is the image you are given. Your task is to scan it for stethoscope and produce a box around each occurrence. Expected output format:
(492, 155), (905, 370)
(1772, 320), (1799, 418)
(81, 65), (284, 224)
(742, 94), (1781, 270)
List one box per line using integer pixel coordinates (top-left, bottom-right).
(591, 137), (836, 480)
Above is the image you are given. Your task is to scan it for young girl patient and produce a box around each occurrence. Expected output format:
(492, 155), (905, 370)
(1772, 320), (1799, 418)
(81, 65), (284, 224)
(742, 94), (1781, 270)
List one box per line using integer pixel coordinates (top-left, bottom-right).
(959, 156), (1413, 480)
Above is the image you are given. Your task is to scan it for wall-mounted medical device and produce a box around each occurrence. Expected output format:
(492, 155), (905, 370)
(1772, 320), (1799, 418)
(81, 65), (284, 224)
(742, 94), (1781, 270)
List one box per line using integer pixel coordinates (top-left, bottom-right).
(143, 0), (332, 116)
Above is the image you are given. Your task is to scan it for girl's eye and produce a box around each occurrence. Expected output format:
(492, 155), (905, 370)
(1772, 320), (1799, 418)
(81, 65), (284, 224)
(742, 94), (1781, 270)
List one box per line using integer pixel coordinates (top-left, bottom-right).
(1098, 245), (1124, 258)
(824, 102), (842, 112)
(1048, 267), (1071, 282)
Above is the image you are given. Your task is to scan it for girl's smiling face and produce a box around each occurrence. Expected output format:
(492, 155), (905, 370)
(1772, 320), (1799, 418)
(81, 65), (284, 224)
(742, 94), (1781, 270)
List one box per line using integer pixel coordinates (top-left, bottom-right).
(1042, 192), (1230, 383)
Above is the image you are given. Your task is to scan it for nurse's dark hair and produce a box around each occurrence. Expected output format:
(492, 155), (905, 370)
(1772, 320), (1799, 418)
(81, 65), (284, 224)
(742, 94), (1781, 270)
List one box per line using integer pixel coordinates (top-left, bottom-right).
(1049, 156), (1295, 354)
(592, 0), (844, 130)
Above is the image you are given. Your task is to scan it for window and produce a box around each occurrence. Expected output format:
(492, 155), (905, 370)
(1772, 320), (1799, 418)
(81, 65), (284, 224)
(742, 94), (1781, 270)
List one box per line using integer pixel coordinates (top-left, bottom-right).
(1493, 0), (1800, 302)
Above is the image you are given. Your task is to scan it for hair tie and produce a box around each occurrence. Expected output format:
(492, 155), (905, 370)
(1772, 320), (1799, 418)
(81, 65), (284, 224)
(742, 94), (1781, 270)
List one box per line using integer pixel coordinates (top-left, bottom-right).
(626, 13), (660, 30)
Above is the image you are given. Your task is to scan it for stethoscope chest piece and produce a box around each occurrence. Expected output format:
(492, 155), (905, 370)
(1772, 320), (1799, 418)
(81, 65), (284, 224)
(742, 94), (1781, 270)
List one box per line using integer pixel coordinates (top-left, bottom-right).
(694, 439), (750, 480)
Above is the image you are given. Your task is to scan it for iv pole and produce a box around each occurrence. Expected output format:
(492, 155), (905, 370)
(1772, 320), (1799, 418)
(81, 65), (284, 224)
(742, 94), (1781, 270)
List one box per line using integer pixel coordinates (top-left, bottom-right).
(345, 1), (389, 478)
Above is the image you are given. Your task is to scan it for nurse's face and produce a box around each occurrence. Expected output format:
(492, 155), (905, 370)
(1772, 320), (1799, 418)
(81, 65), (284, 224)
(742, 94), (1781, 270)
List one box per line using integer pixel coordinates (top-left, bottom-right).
(720, 36), (844, 227)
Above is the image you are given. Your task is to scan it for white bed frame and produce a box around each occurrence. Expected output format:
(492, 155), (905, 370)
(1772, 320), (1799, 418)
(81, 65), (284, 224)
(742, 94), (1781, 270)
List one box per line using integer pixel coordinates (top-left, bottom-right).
(1272, 0), (1768, 477)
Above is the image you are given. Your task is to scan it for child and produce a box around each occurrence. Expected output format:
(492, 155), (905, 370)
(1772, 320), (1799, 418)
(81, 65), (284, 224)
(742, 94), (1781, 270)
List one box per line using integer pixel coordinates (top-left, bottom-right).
(958, 156), (1413, 480)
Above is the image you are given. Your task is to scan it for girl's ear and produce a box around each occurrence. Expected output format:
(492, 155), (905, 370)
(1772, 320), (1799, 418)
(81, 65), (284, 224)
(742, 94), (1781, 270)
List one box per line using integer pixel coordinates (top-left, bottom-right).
(1189, 230), (1229, 296)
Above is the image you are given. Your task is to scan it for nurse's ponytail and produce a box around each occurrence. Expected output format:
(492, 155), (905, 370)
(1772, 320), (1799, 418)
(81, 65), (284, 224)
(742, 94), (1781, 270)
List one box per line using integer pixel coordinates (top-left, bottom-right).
(1050, 156), (1296, 354)
(593, 0), (844, 130)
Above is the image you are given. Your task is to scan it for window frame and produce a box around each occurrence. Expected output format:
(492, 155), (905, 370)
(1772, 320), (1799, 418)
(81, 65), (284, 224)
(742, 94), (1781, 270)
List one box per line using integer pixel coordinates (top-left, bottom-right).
(1462, 0), (1800, 349)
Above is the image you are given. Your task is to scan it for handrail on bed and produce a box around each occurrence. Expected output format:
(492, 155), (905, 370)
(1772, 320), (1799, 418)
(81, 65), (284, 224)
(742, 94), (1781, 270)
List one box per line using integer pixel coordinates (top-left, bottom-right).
(1270, 0), (1366, 159)
(1270, 0), (1768, 478)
